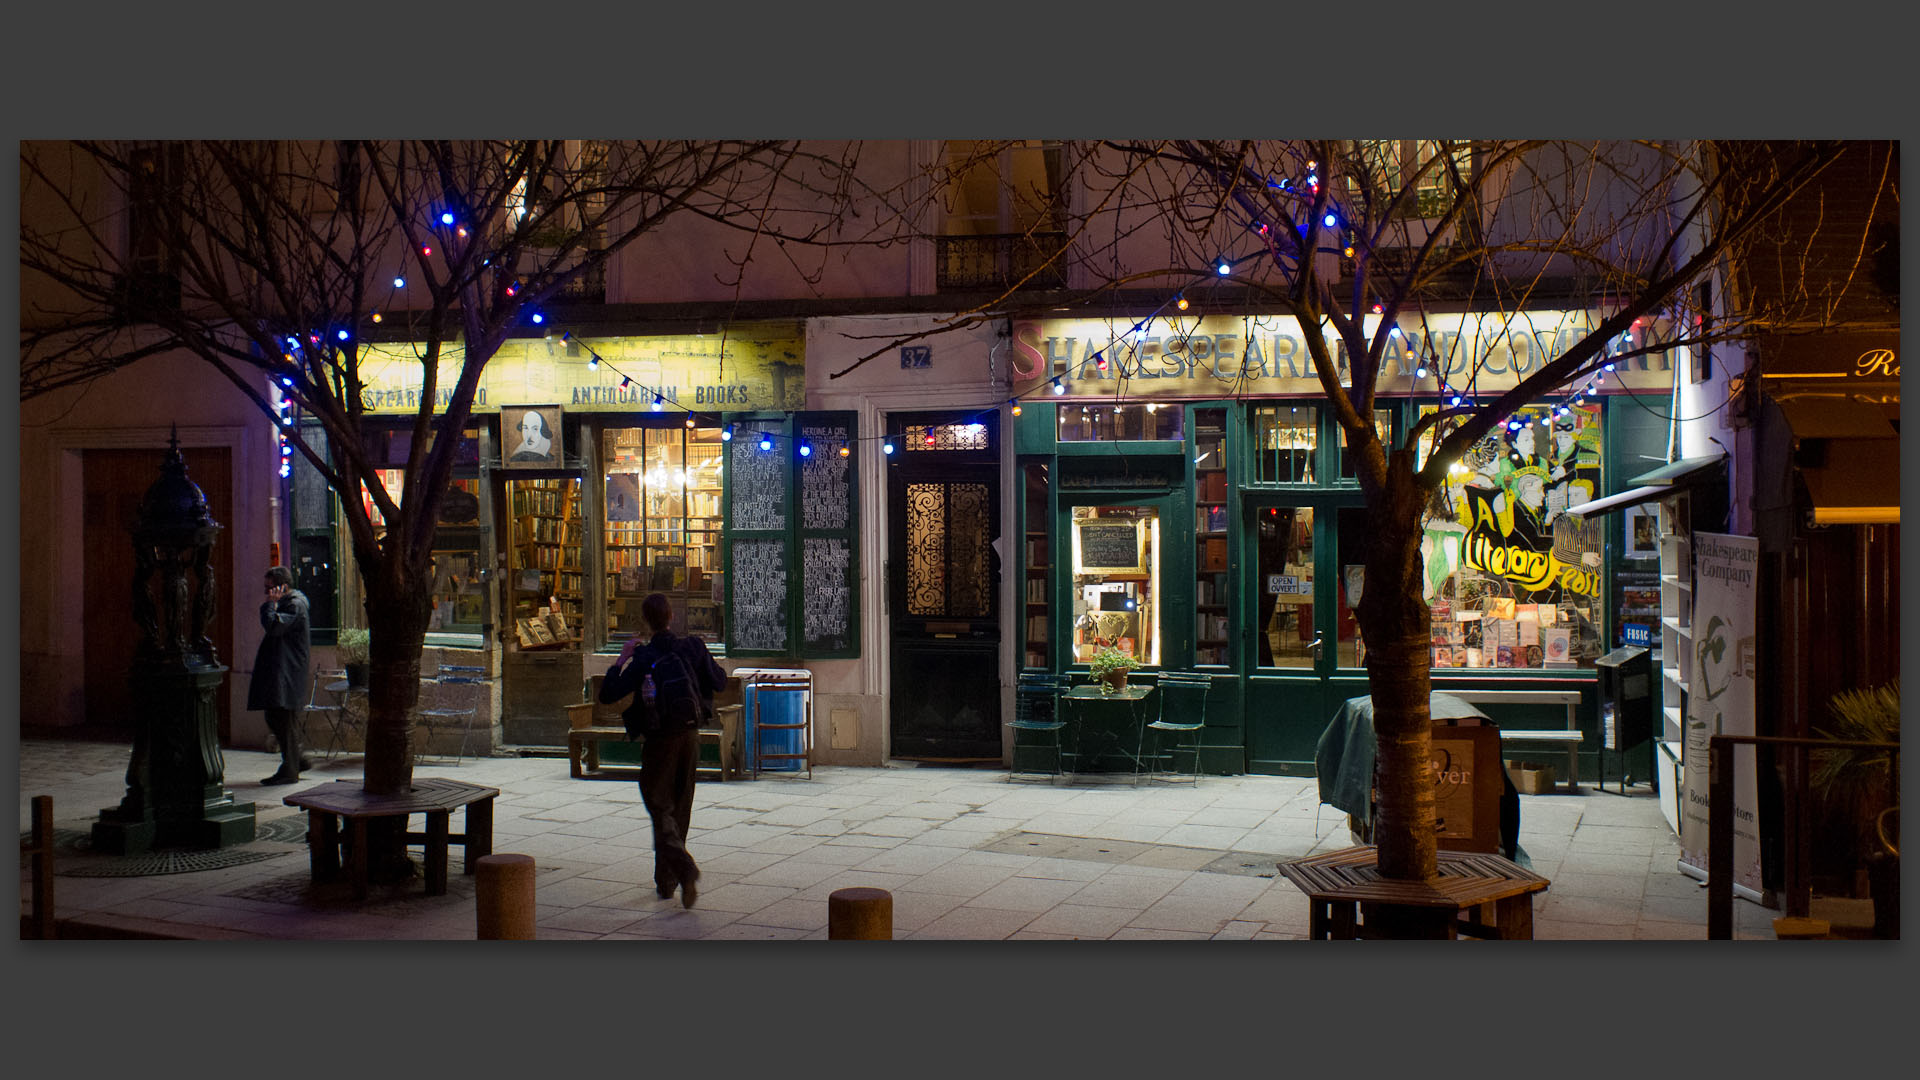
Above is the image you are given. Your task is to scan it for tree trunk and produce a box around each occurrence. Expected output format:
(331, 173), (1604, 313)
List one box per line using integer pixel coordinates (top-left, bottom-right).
(1354, 453), (1439, 882)
(358, 562), (434, 884)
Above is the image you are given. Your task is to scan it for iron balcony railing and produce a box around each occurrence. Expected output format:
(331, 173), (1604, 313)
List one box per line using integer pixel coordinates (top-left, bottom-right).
(550, 260), (607, 304)
(936, 232), (1068, 292)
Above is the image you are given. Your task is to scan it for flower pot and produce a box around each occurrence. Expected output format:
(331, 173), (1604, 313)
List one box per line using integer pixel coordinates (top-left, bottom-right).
(1099, 668), (1132, 694)
(345, 662), (369, 689)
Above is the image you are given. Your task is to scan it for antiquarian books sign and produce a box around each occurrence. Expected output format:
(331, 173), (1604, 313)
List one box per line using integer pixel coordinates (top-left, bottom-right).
(352, 324), (805, 415)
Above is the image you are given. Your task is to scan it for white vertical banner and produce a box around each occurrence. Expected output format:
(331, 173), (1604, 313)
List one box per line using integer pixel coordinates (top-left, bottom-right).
(1679, 533), (1761, 892)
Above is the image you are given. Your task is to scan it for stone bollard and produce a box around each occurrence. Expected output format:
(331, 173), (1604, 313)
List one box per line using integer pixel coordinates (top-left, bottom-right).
(476, 853), (536, 939)
(828, 886), (893, 940)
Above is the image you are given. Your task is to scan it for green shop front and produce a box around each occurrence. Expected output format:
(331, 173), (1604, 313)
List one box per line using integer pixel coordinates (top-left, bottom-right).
(306, 323), (858, 752)
(1010, 311), (1681, 779)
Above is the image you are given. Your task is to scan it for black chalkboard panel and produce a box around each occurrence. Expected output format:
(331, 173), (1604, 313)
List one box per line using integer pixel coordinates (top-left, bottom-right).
(799, 421), (852, 531)
(801, 536), (853, 652)
(728, 538), (788, 652)
(729, 421), (787, 531)
(1076, 521), (1144, 574)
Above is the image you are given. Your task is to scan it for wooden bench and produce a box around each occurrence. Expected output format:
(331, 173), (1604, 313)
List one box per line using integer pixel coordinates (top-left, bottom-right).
(1278, 844), (1551, 940)
(568, 713), (743, 782)
(282, 778), (497, 899)
(1442, 688), (1585, 792)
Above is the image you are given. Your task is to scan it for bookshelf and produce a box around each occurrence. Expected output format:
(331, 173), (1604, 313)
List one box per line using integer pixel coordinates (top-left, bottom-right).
(1194, 409), (1229, 666)
(508, 477), (582, 648)
(1021, 462), (1050, 669)
(603, 425), (726, 640)
(1654, 491), (1693, 835)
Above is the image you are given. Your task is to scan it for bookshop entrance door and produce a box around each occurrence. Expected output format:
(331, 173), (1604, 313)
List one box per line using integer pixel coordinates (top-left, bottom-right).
(1241, 495), (1368, 773)
(886, 411), (1002, 762)
(495, 471), (585, 746)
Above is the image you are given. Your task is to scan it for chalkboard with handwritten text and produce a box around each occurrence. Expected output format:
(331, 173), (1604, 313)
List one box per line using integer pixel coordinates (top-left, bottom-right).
(729, 421), (787, 531)
(728, 539), (788, 652)
(1076, 521), (1144, 575)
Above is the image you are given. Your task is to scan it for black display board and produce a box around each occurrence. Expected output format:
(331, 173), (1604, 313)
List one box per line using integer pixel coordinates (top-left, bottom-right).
(1076, 521), (1145, 574)
(729, 421), (787, 531)
(729, 538), (789, 652)
(801, 536), (854, 652)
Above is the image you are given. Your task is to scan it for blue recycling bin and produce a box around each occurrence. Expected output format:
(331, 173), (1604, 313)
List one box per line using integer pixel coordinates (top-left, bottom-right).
(740, 669), (811, 775)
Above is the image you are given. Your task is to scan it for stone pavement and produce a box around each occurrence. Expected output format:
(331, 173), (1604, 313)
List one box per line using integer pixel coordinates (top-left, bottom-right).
(16, 737), (1782, 940)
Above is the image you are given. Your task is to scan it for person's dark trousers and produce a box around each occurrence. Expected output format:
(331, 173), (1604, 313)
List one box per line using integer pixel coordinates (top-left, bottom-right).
(264, 707), (305, 779)
(638, 728), (700, 893)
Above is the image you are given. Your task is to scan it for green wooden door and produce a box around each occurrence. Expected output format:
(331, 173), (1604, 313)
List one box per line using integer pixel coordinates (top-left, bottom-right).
(1241, 495), (1370, 774)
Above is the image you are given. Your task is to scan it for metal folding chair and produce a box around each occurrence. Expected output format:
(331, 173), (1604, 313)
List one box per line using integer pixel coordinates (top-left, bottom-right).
(307, 670), (359, 760)
(1143, 671), (1213, 784)
(1007, 673), (1073, 782)
(416, 665), (487, 765)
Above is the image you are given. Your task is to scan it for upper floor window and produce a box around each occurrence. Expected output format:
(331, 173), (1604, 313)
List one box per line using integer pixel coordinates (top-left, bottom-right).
(938, 140), (1068, 291)
(1345, 140), (1475, 219)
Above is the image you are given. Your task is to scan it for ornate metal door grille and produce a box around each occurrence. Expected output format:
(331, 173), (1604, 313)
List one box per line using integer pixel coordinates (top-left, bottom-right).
(906, 481), (992, 617)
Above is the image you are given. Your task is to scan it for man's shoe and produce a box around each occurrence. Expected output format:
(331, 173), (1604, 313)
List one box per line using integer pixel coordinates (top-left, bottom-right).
(299, 757), (315, 772)
(680, 873), (700, 910)
(657, 884), (677, 900)
(261, 773), (299, 786)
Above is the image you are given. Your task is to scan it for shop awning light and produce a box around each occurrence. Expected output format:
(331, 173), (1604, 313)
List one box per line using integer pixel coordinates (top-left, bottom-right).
(759, 433), (773, 451)
(651, 394), (663, 412)
(799, 443), (812, 458)
(721, 425), (734, 442)
(883, 440), (895, 455)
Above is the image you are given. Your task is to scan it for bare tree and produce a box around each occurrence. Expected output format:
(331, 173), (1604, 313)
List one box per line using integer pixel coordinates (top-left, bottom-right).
(20, 139), (873, 879)
(858, 139), (1882, 889)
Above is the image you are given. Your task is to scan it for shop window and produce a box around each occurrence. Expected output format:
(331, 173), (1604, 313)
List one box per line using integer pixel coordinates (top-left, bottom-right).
(1056, 403), (1185, 442)
(1252, 405), (1319, 483)
(1021, 461), (1051, 669)
(1068, 506), (1160, 668)
(1337, 408), (1396, 480)
(351, 424), (486, 642)
(288, 421), (337, 640)
(602, 422), (726, 644)
(1193, 408), (1229, 666)
(1415, 402), (1606, 669)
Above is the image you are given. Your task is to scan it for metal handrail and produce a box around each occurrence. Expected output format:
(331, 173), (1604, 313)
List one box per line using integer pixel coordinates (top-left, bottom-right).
(1707, 734), (1900, 939)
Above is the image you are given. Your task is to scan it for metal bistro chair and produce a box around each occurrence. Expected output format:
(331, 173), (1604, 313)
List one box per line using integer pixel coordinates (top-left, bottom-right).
(415, 665), (488, 765)
(1142, 671), (1213, 784)
(1007, 673), (1073, 783)
(308, 670), (359, 760)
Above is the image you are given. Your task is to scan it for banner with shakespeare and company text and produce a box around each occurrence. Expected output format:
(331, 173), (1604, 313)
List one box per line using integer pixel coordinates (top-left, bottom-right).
(1679, 533), (1761, 895)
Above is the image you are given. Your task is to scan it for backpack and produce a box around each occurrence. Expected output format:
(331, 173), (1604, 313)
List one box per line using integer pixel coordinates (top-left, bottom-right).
(636, 643), (707, 735)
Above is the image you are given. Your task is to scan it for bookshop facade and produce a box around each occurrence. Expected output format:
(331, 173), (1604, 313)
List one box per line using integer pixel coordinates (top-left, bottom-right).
(309, 323), (860, 746)
(1010, 311), (1680, 777)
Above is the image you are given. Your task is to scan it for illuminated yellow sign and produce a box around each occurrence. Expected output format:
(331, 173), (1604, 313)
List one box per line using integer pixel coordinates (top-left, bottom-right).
(353, 325), (806, 415)
(1011, 311), (1677, 398)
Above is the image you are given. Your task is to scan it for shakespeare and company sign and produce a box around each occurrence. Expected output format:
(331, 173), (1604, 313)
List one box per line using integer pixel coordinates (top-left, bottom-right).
(1679, 533), (1762, 897)
(351, 324), (806, 415)
(1011, 311), (1679, 398)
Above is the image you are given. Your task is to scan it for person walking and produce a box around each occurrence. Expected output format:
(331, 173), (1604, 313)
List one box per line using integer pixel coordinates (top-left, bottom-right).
(249, 565), (313, 786)
(599, 592), (725, 908)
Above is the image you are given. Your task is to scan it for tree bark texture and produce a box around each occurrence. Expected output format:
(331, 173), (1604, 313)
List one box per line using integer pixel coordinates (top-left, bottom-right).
(1353, 452), (1440, 882)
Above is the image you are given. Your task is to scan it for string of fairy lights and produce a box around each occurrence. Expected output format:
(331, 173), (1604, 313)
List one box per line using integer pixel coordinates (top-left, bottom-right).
(263, 176), (1650, 479)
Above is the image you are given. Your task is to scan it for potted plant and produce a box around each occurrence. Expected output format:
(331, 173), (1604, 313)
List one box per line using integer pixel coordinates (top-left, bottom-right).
(1088, 645), (1137, 695)
(1811, 679), (1899, 937)
(337, 628), (371, 688)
